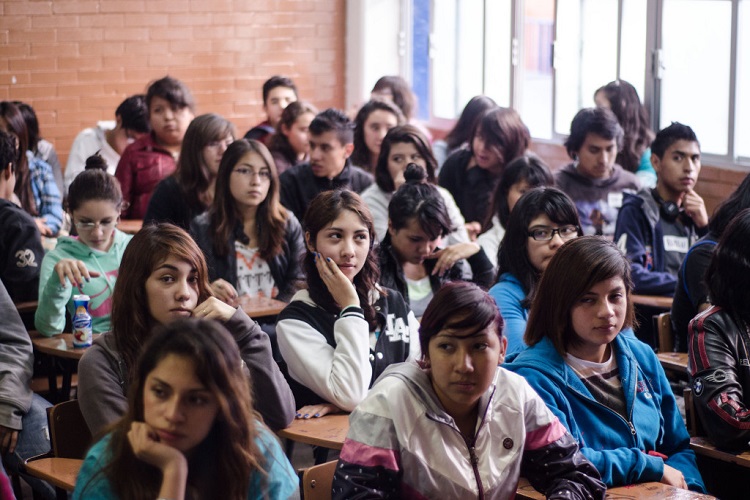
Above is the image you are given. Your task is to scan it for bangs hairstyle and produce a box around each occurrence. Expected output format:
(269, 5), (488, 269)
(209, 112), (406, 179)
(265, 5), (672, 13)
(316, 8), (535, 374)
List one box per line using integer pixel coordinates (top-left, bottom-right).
(496, 187), (582, 304)
(375, 124), (437, 193)
(0, 101), (34, 215)
(371, 75), (416, 120)
(309, 108), (355, 146)
(174, 113), (236, 211)
(303, 190), (381, 329)
(419, 281), (504, 356)
(116, 94), (150, 133)
(485, 152), (554, 231)
(93, 319), (263, 500)
(651, 121), (700, 159)
(262, 75), (298, 104)
(444, 95), (498, 150)
(146, 75), (195, 112)
(707, 208), (750, 325)
(210, 139), (287, 260)
(268, 100), (318, 167)
(524, 236), (636, 356)
(111, 223), (212, 374)
(469, 107), (530, 172)
(388, 164), (452, 240)
(565, 107), (623, 159)
(350, 99), (406, 169)
(67, 154), (124, 212)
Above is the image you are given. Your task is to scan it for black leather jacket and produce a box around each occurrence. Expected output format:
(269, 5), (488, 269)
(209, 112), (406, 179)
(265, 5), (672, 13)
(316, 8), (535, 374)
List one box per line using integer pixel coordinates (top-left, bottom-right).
(688, 305), (750, 450)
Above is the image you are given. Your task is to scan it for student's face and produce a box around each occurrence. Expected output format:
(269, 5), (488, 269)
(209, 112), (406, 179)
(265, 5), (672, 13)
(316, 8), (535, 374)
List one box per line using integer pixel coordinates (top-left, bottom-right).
(506, 179), (531, 213)
(229, 151), (271, 212)
(143, 354), (219, 455)
(575, 133), (617, 179)
(427, 323), (505, 420)
(149, 97), (194, 148)
(652, 140), (701, 197)
(71, 199), (120, 252)
(309, 209), (370, 282)
(309, 131), (353, 180)
(145, 257), (200, 325)
(526, 214), (577, 272)
(264, 87), (297, 127)
(388, 217), (441, 265)
(387, 141), (426, 190)
(281, 112), (315, 157)
(201, 135), (234, 178)
(569, 277), (627, 363)
(363, 110), (399, 160)
(472, 129), (502, 173)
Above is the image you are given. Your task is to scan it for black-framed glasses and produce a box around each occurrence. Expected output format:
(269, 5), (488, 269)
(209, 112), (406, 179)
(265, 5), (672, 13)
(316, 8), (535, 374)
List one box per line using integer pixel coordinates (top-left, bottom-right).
(528, 225), (580, 241)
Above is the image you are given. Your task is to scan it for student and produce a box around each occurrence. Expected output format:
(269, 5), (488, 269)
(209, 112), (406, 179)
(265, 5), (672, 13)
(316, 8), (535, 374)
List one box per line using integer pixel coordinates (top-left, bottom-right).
(0, 130), (43, 303)
(349, 99), (404, 172)
(614, 122), (707, 296)
(34, 156), (131, 336)
(77, 223), (295, 436)
(15, 101), (64, 196)
(489, 187), (582, 354)
(688, 208), (750, 451)
(432, 95), (497, 169)
(371, 75), (432, 141)
(0, 101), (63, 237)
(360, 124), (469, 244)
(595, 80), (657, 188)
(672, 172), (750, 352)
(267, 100), (317, 174)
(276, 190), (420, 417)
(144, 113), (235, 230)
(0, 279), (55, 500)
(333, 281), (606, 499)
(556, 107), (640, 239)
(279, 108), (373, 220)
(439, 107), (530, 239)
(190, 139), (304, 304)
(244, 75), (298, 145)
(73, 318), (298, 499)
(65, 94), (149, 193)
(478, 153), (555, 268)
(116, 76), (196, 220)
(507, 237), (705, 492)
(378, 164), (494, 318)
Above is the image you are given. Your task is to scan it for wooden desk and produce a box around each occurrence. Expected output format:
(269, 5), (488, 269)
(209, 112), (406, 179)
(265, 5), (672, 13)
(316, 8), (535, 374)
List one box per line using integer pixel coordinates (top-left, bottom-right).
(632, 294), (673, 310)
(24, 457), (81, 491)
(657, 351), (689, 375)
(516, 477), (715, 499)
(14, 300), (38, 314)
(31, 333), (98, 402)
(31, 333), (98, 361)
(690, 437), (750, 468)
(277, 414), (349, 451)
(239, 295), (287, 319)
(117, 219), (143, 234)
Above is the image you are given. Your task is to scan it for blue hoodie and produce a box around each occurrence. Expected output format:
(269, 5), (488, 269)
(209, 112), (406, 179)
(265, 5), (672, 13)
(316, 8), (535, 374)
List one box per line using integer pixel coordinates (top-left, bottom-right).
(506, 331), (705, 492)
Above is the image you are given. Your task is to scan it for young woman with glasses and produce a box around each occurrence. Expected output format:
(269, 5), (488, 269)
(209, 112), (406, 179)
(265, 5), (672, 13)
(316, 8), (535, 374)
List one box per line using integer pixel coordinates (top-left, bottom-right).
(35, 154), (132, 336)
(489, 187), (582, 354)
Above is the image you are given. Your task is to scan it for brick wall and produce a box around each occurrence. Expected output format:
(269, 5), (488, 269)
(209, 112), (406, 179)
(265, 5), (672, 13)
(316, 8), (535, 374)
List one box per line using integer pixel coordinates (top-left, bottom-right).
(0, 0), (346, 167)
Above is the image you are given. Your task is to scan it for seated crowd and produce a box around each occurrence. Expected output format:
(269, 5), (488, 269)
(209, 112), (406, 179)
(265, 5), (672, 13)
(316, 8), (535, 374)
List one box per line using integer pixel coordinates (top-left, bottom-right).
(3, 71), (747, 499)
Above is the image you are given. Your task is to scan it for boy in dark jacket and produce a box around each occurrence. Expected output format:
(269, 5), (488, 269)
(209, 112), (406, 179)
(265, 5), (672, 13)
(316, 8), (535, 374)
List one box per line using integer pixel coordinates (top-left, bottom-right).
(614, 122), (707, 296)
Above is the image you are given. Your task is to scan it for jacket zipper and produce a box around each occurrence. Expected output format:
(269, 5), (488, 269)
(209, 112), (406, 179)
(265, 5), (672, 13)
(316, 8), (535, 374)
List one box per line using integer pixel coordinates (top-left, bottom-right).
(571, 379), (639, 444)
(427, 416), (487, 499)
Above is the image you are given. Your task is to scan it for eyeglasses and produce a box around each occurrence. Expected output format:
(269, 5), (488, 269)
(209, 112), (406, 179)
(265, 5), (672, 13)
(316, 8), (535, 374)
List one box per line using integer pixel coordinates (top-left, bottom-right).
(74, 220), (118, 232)
(232, 167), (271, 179)
(206, 138), (234, 150)
(528, 225), (579, 241)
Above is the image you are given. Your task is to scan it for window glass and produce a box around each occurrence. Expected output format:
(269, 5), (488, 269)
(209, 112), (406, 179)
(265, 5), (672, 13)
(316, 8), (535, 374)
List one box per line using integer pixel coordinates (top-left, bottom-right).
(660, 0), (731, 155)
(484, 0), (512, 108)
(431, 0), (458, 118)
(455, 0), (486, 111)
(521, 0), (555, 138)
(736, 0), (750, 159)
(619, 0), (648, 99)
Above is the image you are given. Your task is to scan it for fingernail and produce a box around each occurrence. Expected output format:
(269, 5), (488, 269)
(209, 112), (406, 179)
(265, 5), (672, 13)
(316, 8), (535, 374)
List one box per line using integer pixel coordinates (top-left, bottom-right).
(326, 257), (331, 262)
(295, 413), (302, 418)
(86, 277), (91, 282)
(314, 413), (320, 417)
(303, 413), (309, 419)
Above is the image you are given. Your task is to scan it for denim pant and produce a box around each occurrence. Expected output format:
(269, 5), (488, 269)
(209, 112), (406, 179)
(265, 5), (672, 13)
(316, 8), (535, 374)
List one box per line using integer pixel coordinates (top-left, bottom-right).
(3, 394), (55, 500)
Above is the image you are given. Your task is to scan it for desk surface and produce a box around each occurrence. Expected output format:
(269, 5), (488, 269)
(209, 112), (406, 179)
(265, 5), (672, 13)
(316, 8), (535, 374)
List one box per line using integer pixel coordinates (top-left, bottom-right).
(277, 414), (349, 450)
(690, 437), (750, 468)
(657, 352), (689, 374)
(239, 295), (287, 319)
(632, 294), (673, 310)
(516, 477), (715, 499)
(25, 457), (81, 491)
(31, 333), (98, 361)
(117, 219), (143, 234)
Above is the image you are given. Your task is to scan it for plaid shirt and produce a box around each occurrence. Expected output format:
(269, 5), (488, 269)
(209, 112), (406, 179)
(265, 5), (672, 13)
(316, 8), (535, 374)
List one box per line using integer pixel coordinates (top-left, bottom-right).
(27, 150), (63, 234)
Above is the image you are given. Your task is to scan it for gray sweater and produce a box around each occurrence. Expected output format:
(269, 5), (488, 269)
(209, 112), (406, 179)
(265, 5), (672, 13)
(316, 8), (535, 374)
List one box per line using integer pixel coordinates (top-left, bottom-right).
(0, 279), (34, 431)
(77, 307), (295, 436)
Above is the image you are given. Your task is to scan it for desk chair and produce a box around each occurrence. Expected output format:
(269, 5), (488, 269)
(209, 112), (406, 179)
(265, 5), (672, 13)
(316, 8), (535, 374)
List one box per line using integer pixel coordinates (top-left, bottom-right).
(299, 460), (337, 500)
(654, 311), (674, 353)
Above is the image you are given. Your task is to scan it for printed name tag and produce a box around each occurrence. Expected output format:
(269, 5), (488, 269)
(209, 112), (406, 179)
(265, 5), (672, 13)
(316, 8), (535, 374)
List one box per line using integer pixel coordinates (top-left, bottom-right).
(608, 192), (623, 208)
(663, 235), (689, 253)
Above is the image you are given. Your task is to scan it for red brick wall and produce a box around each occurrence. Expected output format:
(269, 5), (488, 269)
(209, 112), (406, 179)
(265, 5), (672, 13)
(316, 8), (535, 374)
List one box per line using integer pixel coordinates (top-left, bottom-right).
(0, 0), (346, 167)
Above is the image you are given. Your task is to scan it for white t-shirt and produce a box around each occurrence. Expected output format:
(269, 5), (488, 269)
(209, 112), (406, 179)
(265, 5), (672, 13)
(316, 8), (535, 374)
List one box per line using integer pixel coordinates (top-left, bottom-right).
(235, 242), (277, 299)
(64, 121), (119, 193)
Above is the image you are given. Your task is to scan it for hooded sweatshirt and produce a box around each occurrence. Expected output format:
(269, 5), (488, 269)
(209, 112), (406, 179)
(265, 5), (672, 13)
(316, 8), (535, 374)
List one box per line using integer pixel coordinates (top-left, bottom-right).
(555, 162), (639, 238)
(35, 229), (132, 337)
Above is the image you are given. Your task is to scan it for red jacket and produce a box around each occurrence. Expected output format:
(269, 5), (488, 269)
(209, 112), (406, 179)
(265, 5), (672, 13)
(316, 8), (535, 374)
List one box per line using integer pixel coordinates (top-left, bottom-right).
(114, 133), (177, 219)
